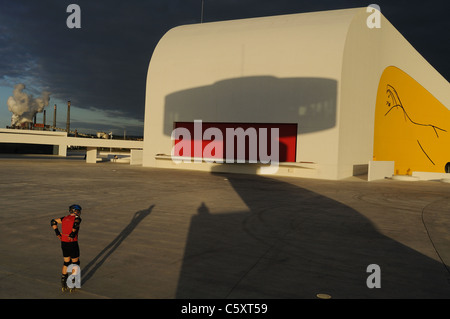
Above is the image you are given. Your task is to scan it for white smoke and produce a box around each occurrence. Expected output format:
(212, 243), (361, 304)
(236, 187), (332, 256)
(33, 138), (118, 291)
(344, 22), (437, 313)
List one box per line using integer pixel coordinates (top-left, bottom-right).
(7, 83), (51, 126)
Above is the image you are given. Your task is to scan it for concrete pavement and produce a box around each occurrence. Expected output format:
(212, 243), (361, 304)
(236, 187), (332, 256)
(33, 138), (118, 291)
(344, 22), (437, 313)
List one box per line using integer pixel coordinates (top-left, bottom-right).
(1, 154), (450, 299)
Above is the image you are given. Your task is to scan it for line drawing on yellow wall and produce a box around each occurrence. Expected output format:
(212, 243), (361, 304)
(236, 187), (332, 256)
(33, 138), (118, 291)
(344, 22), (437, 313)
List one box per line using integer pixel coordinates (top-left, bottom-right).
(384, 84), (447, 166)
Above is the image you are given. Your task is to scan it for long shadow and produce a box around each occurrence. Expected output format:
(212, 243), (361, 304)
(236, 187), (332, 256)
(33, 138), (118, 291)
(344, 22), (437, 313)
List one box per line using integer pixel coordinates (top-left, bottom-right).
(82, 205), (154, 285)
(175, 172), (450, 298)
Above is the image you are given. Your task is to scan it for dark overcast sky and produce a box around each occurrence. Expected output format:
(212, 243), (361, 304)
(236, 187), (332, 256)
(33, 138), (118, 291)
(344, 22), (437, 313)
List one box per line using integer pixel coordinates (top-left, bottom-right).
(0, 0), (449, 135)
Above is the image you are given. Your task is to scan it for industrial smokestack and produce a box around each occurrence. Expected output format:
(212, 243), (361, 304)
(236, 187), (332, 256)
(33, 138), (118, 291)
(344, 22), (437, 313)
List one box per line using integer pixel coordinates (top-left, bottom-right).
(53, 104), (57, 131)
(43, 110), (46, 130)
(66, 100), (70, 133)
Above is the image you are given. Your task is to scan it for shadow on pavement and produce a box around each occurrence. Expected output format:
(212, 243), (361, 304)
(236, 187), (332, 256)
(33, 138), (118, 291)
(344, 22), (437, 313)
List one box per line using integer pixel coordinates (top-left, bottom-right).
(82, 205), (154, 286)
(175, 171), (450, 298)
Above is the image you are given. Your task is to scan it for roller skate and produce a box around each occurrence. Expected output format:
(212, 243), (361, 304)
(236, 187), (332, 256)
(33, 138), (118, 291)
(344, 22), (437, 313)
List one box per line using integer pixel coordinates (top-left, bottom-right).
(68, 277), (77, 293)
(61, 274), (69, 292)
(67, 274), (79, 293)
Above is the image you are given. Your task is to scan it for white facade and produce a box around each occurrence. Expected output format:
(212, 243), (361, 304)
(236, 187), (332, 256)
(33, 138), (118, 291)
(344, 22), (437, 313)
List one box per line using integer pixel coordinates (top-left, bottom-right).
(143, 8), (450, 179)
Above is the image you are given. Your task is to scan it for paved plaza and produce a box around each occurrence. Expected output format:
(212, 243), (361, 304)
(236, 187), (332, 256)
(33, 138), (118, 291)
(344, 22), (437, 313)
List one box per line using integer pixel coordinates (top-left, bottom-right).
(1, 154), (450, 299)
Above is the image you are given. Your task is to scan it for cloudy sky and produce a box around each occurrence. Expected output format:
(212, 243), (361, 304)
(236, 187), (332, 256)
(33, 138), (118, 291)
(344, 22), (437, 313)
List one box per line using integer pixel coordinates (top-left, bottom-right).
(0, 0), (448, 136)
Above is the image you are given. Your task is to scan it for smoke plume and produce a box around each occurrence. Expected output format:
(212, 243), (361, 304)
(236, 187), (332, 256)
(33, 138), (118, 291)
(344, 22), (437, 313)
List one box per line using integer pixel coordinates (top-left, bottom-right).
(7, 83), (51, 126)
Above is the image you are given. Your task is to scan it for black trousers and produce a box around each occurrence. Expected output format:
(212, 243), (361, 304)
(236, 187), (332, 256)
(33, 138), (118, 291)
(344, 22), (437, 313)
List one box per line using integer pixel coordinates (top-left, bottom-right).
(61, 241), (80, 258)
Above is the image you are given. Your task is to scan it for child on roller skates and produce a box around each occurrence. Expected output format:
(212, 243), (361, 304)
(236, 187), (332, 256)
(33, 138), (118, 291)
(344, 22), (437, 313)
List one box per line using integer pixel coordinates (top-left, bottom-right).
(51, 204), (82, 292)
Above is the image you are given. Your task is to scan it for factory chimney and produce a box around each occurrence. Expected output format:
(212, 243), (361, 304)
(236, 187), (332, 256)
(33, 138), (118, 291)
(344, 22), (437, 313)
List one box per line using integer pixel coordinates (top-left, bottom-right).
(43, 110), (46, 130)
(66, 100), (70, 134)
(53, 104), (57, 131)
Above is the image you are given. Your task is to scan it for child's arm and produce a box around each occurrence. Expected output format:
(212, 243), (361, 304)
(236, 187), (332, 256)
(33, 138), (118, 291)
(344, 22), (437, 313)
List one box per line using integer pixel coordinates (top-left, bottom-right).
(50, 218), (62, 239)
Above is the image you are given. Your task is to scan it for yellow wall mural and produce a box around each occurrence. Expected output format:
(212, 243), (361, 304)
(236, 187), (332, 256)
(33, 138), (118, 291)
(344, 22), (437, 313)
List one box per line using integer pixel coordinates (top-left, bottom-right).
(373, 66), (450, 175)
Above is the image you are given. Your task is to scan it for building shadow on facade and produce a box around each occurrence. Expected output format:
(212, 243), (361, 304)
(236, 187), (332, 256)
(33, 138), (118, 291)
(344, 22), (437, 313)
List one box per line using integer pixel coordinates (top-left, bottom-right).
(164, 76), (337, 137)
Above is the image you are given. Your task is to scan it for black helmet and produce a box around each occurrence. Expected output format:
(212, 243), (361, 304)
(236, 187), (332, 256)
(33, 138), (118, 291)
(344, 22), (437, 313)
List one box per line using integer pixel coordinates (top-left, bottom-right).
(69, 204), (82, 215)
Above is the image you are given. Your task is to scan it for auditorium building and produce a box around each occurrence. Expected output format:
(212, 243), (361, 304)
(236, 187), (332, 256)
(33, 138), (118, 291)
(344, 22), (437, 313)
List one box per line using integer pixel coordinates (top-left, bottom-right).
(142, 7), (450, 180)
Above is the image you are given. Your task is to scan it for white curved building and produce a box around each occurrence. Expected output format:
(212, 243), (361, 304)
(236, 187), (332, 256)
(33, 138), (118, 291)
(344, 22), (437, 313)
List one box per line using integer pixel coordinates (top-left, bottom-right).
(142, 7), (450, 180)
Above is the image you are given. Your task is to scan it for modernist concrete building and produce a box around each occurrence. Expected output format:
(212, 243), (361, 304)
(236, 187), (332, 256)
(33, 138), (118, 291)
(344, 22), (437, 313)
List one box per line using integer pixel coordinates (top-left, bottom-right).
(143, 8), (445, 179)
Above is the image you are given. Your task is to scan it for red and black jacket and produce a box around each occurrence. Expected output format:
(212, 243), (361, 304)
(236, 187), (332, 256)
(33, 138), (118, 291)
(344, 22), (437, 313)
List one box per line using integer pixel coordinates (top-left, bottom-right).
(60, 214), (81, 242)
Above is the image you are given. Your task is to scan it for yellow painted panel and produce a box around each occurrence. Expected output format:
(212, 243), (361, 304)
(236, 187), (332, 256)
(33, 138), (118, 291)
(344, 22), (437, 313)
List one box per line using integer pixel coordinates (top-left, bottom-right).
(373, 66), (450, 175)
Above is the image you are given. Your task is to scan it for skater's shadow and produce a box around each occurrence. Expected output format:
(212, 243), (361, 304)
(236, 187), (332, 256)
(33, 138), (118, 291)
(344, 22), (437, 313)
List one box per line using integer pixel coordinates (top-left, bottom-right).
(82, 205), (154, 285)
